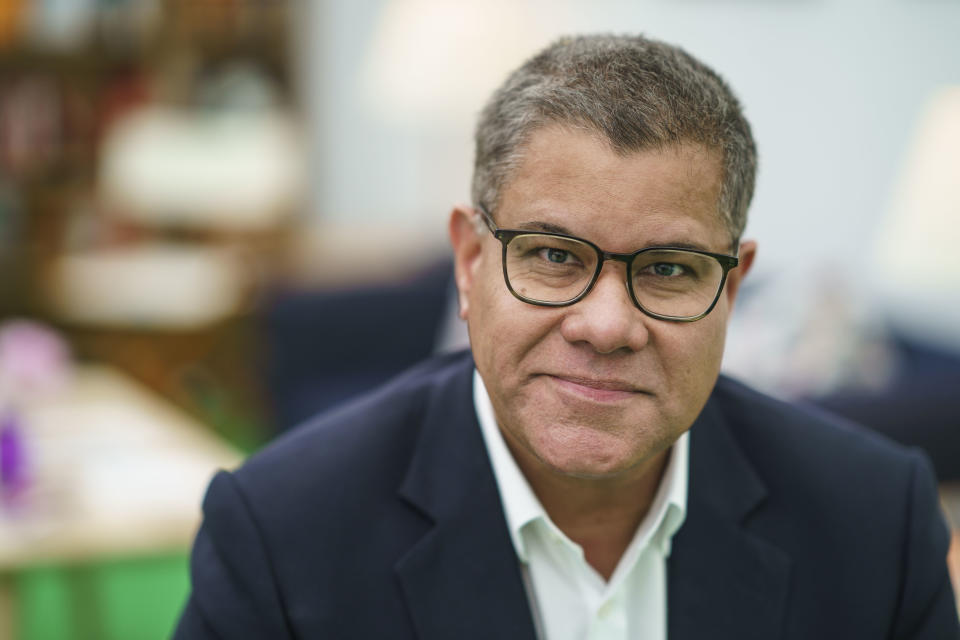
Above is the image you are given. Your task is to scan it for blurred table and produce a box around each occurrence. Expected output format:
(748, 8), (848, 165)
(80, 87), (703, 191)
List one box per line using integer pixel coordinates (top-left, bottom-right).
(0, 364), (243, 639)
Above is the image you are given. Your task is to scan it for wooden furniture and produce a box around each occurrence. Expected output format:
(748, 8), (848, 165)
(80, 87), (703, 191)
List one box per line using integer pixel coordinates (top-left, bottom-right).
(0, 364), (242, 639)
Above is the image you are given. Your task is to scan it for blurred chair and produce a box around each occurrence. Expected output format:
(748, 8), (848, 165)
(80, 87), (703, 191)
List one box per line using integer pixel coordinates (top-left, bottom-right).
(807, 333), (960, 482)
(261, 258), (456, 432)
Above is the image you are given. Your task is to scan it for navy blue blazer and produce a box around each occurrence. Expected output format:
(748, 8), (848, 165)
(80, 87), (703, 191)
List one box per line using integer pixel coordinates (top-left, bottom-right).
(174, 350), (958, 639)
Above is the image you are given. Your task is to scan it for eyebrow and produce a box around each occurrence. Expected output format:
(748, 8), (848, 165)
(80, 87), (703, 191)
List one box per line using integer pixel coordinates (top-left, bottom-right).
(511, 220), (721, 253)
(515, 220), (573, 234)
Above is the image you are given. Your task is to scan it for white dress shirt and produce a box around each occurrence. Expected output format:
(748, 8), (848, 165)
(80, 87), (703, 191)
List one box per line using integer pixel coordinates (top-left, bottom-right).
(474, 371), (689, 640)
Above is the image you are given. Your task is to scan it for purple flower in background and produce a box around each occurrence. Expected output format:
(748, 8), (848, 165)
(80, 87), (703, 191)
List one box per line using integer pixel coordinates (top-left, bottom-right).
(0, 320), (65, 504)
(0, 319), (71, 399)
(0, 411), (26, 498)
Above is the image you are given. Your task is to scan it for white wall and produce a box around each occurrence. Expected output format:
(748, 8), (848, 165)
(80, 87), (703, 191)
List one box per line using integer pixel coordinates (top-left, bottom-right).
(297, 0), (960, 291)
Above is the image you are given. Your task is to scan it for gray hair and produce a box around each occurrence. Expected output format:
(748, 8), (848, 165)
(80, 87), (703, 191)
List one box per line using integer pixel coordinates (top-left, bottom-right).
(472, 34), (757, 243)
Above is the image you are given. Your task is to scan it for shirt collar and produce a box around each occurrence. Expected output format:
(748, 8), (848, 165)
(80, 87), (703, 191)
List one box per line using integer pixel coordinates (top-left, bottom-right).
(473, 369), (689, 564)
(474, 370), (543, 562)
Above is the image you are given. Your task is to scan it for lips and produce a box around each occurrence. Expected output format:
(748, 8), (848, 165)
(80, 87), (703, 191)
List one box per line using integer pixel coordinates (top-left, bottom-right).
(545, 374), (647, 403)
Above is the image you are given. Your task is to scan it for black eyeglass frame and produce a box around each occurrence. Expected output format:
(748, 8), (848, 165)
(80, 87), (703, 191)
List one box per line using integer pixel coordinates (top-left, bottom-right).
(476, 206), (740, 323)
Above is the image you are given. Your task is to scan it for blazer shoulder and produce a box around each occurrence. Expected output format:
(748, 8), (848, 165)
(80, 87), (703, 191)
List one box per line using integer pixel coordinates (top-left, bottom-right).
(706, 376), (957, 637)
(712, 373), (920, 474)
(232, 349), (475, 510)
(707, 373), (934, 528)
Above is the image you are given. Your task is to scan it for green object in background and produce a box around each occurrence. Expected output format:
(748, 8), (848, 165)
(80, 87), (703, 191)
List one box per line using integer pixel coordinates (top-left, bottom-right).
(17, 553), (190, 640)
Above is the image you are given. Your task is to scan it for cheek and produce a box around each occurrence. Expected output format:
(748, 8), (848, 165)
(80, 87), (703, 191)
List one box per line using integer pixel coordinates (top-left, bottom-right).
(466, 259), (504, 340)
(467, 265), (560, 379)
(466, 257), (519, 370)
(657, 316), (728, 402)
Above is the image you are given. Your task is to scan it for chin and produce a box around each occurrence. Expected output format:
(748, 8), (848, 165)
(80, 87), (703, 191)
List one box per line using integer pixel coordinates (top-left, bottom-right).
(527, 428), (647, 479)
(549, 460), (635, 481)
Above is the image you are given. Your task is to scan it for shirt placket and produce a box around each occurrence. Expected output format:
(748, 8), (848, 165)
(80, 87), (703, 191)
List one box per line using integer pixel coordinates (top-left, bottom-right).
(586, 590), (627, 640)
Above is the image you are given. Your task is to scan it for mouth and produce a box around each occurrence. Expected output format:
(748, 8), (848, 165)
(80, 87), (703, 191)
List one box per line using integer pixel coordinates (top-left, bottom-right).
(545, 374), (648, 403)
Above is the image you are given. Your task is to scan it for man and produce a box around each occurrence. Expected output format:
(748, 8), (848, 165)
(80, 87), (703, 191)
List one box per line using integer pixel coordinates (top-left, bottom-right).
(175, 35), (958, 639)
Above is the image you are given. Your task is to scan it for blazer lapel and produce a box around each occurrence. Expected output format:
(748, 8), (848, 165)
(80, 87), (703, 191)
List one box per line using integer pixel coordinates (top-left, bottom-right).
(395, 358), (538, 640)
(668, 396), (792, 640)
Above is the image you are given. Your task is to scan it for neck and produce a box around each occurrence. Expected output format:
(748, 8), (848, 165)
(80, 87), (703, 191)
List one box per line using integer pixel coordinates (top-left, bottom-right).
(504, 436), (672, 580)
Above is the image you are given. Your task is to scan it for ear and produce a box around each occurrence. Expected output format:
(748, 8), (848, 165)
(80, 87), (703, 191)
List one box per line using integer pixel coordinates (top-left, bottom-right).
(449, 204), (485, 319)
(723, 239), (757, 310)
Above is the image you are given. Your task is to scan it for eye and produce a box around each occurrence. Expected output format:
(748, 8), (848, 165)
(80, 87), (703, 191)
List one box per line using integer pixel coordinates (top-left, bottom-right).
(538, 247), (576, 264)
(649, 262), (687, 277)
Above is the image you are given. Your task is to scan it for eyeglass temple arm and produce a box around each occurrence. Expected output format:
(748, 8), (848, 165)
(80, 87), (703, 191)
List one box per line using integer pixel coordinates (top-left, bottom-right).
(473, 205), (498, 235)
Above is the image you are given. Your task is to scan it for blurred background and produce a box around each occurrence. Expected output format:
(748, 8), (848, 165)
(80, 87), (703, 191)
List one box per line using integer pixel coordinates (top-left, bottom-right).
(0, 0), (958, 637)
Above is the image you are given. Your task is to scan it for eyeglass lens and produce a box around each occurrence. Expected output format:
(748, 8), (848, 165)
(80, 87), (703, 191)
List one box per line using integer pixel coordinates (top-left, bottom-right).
(503, 234), (725, 318)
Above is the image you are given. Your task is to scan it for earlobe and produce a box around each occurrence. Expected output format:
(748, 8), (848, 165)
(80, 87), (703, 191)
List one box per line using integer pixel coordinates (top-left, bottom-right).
(449, 205), (484, 319)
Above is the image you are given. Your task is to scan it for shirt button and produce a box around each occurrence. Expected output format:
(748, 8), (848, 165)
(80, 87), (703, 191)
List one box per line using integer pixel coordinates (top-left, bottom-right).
(598, 600), (614, 618)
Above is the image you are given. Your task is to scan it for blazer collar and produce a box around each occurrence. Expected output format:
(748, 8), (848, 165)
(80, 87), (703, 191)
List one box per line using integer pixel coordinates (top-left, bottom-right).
(396, 353), (539, 640)
(668, 386), (793, 640)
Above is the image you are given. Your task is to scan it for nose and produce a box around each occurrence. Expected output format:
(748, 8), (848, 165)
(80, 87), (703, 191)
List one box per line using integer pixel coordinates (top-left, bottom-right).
(558, 263), (651, 354)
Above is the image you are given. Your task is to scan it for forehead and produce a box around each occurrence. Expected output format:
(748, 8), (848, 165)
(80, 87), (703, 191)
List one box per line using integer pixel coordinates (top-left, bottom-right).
(498, 125), (727, 251)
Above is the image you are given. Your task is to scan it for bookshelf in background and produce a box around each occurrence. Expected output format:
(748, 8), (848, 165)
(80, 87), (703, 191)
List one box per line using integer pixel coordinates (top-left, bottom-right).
(0, 0), (302, 446)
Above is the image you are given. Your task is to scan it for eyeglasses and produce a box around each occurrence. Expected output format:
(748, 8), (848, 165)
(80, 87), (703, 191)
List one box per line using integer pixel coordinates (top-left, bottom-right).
(476, 206), (739, 322)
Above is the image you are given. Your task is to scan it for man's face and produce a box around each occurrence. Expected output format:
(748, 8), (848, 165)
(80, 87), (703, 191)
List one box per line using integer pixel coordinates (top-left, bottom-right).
(450, 124), (756, 481)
